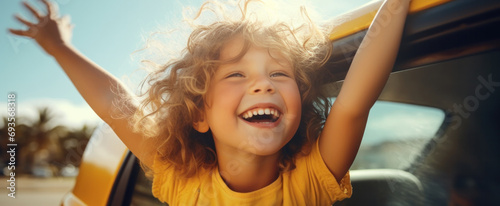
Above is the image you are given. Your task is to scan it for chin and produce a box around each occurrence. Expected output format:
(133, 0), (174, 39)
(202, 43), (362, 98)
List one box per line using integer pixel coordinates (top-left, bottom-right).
(250, 146), (283, 156)
(245, 134), (290, 156)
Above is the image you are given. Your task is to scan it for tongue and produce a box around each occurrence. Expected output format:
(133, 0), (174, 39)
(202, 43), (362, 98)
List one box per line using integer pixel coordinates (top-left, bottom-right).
(247, 115), (274, 123)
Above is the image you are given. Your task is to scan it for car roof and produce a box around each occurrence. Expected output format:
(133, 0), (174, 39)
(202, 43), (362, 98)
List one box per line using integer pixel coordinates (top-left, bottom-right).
(328, 0), (453, 41)
(322, 0), (500, 83)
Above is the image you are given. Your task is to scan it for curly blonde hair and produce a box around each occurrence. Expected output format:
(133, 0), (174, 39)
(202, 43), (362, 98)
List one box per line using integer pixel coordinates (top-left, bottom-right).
(133, 0), (333, 178)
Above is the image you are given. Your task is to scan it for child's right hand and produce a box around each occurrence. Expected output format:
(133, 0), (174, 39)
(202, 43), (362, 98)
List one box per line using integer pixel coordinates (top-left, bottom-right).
(9, 0), (73, 56)
(9, 1), (156, 168)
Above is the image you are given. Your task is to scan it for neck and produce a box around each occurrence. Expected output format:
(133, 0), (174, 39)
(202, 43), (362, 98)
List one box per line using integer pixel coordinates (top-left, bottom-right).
(216, 145), (280, 193)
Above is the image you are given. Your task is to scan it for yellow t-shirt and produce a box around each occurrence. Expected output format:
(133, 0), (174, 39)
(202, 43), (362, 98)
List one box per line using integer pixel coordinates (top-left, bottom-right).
(152, 140), (352, 205)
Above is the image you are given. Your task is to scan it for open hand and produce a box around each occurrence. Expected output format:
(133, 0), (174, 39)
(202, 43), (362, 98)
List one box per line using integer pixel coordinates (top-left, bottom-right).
(9, 0), (73, 56)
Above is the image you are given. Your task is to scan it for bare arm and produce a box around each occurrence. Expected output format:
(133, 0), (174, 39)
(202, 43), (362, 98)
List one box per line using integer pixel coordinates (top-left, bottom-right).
(319, 0), (410, 182)
(9, 0), (155, 167)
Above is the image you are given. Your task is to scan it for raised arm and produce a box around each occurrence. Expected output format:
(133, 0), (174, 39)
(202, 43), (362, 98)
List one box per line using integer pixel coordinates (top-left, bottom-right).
(319, 0), (411, 182)
(9, 0), (155, 167)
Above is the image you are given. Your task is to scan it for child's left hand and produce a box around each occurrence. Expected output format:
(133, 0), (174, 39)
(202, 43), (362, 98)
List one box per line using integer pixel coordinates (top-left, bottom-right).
(320, 0), (411, 183)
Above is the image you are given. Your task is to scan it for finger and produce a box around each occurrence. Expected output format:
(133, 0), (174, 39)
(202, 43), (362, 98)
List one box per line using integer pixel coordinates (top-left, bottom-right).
(61, 15), (71, 23)
(67, 22), (75, 30)
(8, 28), (31, 37)
(41, 0), (59, 18)
(23, 1), (42, 20)
(14, 14), (35, 27)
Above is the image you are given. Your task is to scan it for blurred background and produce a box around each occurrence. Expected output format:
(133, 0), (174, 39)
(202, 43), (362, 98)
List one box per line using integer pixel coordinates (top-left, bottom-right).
(0, 0), (372, 204)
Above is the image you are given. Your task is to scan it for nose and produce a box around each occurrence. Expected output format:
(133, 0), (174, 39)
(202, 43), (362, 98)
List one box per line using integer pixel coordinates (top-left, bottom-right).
(249, 76), (275, 94)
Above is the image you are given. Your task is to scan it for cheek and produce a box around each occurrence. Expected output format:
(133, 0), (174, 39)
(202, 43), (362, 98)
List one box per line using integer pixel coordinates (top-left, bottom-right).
(283, 83), (302, 113)
(277, 82), (302, 133)
(205, 83), (243, 122)
(290, 85), (302, 113)
(211, 84), (242, 107)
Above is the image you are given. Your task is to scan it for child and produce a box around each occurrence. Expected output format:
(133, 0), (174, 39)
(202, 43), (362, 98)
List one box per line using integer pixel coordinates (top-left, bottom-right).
(10, 0), (410, 205)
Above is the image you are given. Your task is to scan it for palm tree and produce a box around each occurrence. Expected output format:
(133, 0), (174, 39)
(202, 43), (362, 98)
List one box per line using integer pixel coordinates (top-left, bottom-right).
(0, 115), (37, 175)
(16, 107), (69, 176)
(1, 106), (96, 176)
(55, 124), (96, 175)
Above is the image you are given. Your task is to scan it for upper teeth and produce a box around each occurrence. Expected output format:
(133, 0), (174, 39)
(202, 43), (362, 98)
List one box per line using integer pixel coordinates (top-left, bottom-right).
(242, 108), (280, 119)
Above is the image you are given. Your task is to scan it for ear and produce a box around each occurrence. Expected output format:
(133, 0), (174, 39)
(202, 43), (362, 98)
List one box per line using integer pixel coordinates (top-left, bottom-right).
(193, 118), (209, 133)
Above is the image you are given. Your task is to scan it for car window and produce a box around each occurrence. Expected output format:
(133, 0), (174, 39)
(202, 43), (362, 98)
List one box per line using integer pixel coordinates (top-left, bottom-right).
(129, 168), (165, 206)
(345, 100), (446, 170)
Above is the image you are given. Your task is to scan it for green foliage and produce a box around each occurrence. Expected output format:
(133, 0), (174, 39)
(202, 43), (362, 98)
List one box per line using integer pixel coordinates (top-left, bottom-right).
(0, 106), (96, 177)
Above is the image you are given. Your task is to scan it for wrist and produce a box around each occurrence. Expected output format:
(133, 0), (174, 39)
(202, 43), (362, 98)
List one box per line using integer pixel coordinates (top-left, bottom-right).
(46, 41), (75, 57)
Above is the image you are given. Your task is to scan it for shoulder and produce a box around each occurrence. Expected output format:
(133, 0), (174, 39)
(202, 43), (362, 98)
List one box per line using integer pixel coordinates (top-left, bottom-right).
(284, 139), (352, 203)
(151, 152), (211, 204)
(151, 153), (177, 204)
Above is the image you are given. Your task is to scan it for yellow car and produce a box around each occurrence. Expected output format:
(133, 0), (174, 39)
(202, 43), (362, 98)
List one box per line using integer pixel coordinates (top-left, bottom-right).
(62, 0), (500, 205)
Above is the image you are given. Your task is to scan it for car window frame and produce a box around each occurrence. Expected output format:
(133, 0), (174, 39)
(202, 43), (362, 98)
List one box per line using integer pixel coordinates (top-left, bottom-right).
(107, 151), (140, 206)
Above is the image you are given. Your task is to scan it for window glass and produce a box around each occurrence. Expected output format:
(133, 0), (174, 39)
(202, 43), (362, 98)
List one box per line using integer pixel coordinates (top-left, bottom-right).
(130, 168), (165, 206)
(345, 100), (446, 170)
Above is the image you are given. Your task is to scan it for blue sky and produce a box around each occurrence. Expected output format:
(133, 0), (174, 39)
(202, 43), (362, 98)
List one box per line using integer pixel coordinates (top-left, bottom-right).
(1, 0), (372, 128)
(1, 0), (203, 104)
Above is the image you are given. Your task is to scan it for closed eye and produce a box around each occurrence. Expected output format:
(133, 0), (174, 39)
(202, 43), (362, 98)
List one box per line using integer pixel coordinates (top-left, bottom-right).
(226, 72), (245, 78)
(270, 72), (290, 78)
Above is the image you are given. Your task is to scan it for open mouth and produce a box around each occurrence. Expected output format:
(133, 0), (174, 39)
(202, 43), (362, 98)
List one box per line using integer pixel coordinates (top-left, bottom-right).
(240, 108), (281, 123)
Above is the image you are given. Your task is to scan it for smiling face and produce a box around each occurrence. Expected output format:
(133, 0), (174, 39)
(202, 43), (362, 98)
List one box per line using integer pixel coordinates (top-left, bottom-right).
(200, 36), (302, 157)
